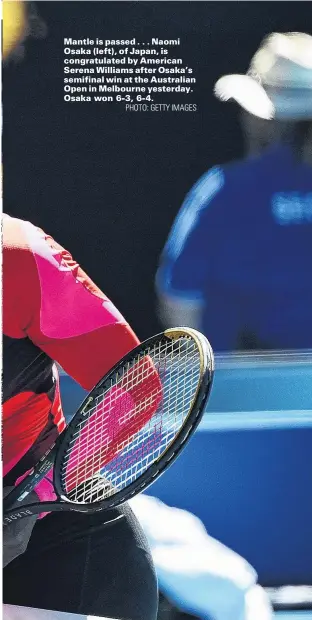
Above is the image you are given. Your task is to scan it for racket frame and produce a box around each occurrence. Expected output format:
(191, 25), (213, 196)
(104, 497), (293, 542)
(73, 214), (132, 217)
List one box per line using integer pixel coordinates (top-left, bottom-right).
(3, 328), (214, 523)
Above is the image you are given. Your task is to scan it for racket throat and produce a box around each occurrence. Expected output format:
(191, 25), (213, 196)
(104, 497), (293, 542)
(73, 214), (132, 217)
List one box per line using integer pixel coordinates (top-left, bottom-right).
(3, 444), (58, 511)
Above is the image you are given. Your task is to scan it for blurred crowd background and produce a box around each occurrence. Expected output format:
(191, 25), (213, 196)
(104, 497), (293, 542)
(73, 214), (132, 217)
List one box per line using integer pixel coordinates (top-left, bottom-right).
(3, 1), (312, 353)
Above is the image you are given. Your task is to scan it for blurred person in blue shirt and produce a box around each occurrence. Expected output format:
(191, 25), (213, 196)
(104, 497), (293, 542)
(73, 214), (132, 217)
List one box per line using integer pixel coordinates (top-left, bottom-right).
(156, 32), (312, 352)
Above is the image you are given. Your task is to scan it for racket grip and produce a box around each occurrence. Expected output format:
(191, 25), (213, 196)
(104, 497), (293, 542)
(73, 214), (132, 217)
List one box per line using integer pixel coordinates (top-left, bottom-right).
(3, 444), (57, 512)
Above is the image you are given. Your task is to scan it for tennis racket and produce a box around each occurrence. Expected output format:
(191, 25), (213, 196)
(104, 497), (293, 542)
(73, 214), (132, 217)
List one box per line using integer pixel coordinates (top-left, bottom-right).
(3, 328), (214, 525)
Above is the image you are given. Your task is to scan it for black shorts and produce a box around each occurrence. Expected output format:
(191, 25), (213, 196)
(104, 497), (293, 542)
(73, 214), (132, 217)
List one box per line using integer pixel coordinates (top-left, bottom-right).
(3, 502), (158, 620)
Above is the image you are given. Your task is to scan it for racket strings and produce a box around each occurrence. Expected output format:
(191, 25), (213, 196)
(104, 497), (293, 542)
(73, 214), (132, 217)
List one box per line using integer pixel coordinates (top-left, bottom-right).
(65, 338), (199, 501)
(104, 344), (200, 492)
(67, 339), (198, 496)
(61, 336), (201, 504)
(66, 357), (199, 450)
(68, 346), (199, 477)
(63, 360), (162, 491)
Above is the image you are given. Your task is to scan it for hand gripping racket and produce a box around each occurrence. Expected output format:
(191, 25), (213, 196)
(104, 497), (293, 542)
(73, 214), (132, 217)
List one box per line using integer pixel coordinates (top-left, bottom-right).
(3, 328), (214, 525)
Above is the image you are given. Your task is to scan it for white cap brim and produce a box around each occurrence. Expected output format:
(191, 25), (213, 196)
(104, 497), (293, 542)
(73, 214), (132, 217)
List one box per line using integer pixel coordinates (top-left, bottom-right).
(214, 75), (275, 119)
(214, 74), (312, 120)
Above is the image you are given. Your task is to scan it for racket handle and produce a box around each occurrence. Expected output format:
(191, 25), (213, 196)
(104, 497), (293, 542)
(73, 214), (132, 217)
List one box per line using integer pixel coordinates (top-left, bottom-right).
(3, 444), (58, 512)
